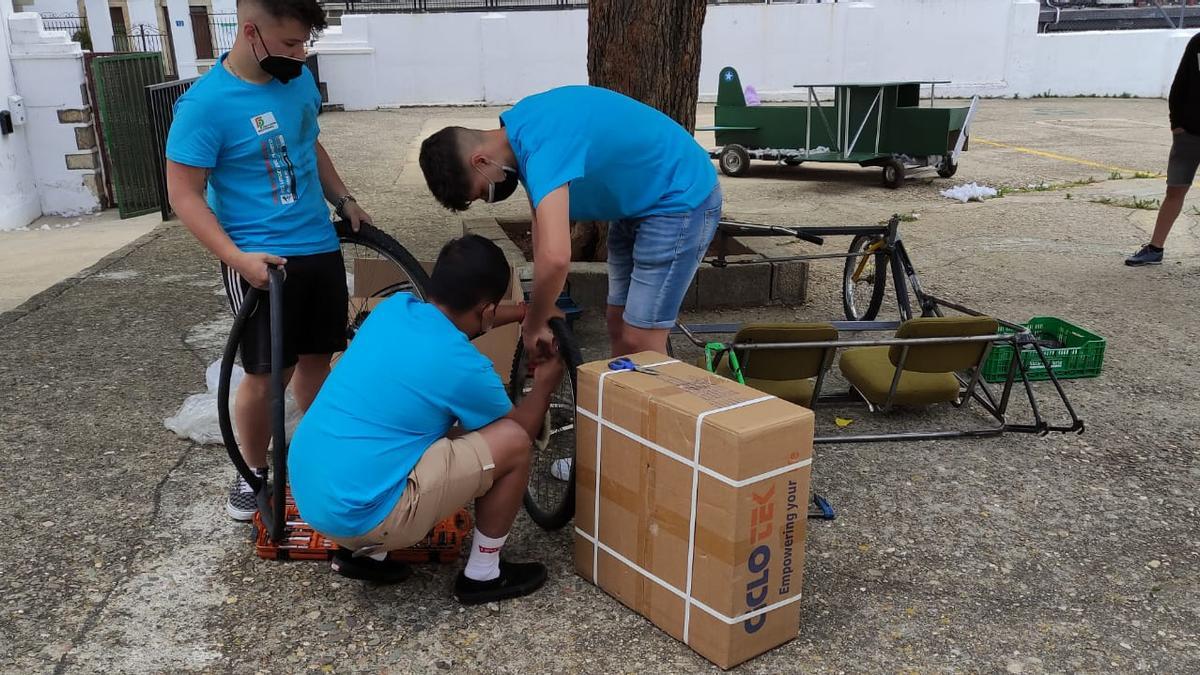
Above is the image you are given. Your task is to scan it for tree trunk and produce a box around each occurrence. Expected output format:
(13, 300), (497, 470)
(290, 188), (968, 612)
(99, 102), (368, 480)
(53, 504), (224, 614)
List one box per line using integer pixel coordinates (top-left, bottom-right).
(581, 0), (708, 262)
(587, 0), (709, 133)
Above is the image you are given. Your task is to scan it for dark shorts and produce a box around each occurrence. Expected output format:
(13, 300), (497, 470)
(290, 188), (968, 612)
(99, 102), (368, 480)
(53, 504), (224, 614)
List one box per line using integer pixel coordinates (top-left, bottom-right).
(1167, 130), (1200, 187)
(221, 250), (349, 375)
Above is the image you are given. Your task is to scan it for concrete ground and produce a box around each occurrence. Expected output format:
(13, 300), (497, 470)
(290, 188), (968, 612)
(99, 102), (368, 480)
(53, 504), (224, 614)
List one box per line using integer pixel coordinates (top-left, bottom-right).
(0, 211), (159, 312)
(1, 97), (1198, 673)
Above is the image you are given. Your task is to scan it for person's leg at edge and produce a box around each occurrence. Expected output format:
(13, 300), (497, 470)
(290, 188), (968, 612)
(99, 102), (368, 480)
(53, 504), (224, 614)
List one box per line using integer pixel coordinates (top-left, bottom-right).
(1152, 185), (1189, 249)
(1129, 132), (1196, 265)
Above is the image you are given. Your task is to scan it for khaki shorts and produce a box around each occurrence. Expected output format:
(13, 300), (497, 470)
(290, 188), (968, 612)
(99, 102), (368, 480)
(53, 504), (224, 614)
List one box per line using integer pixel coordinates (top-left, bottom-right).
(331, 431), (495, 555)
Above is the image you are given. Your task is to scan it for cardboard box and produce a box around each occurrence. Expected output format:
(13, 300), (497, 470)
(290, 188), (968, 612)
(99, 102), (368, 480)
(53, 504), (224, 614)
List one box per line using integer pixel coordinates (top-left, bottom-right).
(574, 352), (813, 670)
(349, 258), (522, 384)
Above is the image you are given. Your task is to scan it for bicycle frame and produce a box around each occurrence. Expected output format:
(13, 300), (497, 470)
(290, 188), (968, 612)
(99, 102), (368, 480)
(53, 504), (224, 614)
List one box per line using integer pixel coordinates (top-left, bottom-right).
(713, 215), (940, 320)
(674, 310), (1084, 444)
(678, 217), (1085, 443)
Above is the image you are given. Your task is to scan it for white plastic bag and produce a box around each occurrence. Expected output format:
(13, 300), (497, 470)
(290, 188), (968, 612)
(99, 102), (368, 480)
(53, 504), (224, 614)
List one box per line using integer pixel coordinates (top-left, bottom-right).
(940, 182), (998, 203)
(164, 359), (303, 446)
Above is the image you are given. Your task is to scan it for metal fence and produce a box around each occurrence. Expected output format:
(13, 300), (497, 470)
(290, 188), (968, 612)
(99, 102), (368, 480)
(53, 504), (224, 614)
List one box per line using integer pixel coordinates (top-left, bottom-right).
(146, 77), (198, 220)
(39, 12), (85, 37)
(208, 13), (239, 56)
(90, 52), (168, 218)
(113, 24), (176, 77)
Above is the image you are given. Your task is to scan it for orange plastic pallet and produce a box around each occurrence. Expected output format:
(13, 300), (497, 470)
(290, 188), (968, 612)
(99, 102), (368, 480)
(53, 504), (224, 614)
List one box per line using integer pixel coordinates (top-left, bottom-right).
(253, 490), (472, 564)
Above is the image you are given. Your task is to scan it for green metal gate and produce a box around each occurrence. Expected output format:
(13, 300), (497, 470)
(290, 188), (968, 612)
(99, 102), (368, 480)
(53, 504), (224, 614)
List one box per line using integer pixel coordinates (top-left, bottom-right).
(90, 52), (166, 218)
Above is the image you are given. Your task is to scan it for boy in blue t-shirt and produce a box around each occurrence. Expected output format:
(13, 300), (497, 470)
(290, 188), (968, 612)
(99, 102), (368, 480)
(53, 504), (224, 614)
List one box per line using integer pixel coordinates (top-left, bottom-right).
(289, 235), (561, 602)
(166, 0), (372, 522)
(419, 86), (722, 366)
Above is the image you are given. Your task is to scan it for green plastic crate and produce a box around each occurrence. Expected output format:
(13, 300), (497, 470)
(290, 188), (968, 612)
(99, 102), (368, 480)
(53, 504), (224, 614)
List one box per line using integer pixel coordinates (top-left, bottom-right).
(982, 317), (1105, 383)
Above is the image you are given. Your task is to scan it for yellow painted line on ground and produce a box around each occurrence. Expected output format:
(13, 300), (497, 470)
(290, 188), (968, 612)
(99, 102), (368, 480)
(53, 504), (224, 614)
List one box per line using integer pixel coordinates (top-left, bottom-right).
(973, 137), (1152, 176)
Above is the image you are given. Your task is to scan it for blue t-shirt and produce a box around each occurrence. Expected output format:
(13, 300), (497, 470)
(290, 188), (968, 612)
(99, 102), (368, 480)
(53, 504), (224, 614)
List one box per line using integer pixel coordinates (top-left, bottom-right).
(288, 294), (513, 538)
(499, 85), (717, 221)
(165, 55), (338, 256)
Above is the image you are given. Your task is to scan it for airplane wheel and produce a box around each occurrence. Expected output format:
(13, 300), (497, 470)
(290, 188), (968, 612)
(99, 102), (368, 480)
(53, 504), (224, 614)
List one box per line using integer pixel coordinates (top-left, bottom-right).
(882, 158), (905, 189)
(719, 144), (751, 177)
(937, 156), (958, 178)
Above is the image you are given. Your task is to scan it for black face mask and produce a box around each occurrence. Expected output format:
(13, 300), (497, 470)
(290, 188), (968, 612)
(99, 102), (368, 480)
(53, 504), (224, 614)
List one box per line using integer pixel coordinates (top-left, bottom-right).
(479, 159), (519, 203)
(468, 304), (496, 340)
(252, 24), (305, 84)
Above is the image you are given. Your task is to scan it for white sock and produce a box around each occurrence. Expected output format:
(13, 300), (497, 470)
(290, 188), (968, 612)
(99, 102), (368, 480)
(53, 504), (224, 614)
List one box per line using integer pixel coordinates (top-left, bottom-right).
(464, 528), (507, 581)
(368, 550), (387, 562)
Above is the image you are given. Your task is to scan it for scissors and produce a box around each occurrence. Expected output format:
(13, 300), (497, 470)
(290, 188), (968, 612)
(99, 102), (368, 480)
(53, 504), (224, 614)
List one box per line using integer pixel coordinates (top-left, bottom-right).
(608, 357), (660, 375)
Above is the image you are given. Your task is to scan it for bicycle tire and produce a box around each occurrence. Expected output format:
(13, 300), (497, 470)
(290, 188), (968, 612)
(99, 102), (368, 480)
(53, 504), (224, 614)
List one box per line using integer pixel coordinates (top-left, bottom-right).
(336, 220), (432, 341)
(842, 234), (888, 321)
(507, 317), (582, 530)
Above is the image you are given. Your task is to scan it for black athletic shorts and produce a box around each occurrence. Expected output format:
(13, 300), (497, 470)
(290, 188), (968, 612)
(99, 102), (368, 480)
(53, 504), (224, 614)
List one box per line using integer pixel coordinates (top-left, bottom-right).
(220, 250), (349, 375)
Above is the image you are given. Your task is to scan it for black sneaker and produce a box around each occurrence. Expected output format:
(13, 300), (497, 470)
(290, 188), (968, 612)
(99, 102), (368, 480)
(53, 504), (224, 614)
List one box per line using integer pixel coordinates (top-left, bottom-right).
(225, 470), (264, 521)
(454, 560), (547, 605)
(330, 548), (412, 585)
(1125, 244), (1164, 266)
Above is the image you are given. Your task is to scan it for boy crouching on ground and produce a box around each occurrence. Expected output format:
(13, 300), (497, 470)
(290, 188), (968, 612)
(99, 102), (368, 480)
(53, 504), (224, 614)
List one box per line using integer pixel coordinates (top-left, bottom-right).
(288, 235), (562, 604)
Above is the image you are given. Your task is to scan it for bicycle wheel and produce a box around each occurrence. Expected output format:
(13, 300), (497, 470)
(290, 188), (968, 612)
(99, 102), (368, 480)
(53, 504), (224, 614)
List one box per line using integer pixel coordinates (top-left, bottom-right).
(336, 220), (431, 342)
(842, 234), (888, 321)
(507, 317), (582, 530)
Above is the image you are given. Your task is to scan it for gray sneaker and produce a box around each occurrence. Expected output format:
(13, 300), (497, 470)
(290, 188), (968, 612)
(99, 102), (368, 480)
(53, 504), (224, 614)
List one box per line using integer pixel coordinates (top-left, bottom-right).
(226, 470), (264, 521)
(1125, 244), (1163, 266)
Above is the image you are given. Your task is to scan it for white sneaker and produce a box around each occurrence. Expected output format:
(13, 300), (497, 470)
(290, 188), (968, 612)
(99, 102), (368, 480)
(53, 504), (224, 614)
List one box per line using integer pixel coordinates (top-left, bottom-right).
(550, 458), (572, 481)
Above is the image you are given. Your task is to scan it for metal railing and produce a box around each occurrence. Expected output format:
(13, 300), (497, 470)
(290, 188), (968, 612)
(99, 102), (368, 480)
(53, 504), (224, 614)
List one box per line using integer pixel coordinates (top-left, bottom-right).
(146, 77), (199, 220)
(40, 12), (85, 35)
(208, 13), (239, 56)
(113, 25), (176, 77)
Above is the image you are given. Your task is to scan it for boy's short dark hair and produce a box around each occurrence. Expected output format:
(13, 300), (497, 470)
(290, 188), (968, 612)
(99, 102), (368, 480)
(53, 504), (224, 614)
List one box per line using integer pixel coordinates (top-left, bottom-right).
(239, 0), (328, 34)
(419, 127), (473, 212)
(429, 235), (510, 312)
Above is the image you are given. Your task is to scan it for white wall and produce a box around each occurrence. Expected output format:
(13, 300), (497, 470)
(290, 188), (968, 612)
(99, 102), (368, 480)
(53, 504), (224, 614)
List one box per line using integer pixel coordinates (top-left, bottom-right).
(9, 12), (101, 219)
(0, 5), (42, 230)
(24, 0), (78, 16)
(165, 0), (198, 78)
(81, 0), (113, 51)
(312, 0), (1192, 110)
(125, 0), (160, 33)
(699, 0), (1024, 101)
(1030, 29), (1192, 98)
(315, 10), (588, 108)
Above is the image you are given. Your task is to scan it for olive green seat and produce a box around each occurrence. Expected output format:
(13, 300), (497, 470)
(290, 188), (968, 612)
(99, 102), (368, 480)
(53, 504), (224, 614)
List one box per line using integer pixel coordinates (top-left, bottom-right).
(699, 323), (838, 407)
(838, 316), (998, 409)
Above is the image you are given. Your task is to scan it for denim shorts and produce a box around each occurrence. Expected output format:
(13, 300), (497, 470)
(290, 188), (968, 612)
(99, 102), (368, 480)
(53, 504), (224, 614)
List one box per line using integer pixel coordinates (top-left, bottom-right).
(607, 184), (723, 329)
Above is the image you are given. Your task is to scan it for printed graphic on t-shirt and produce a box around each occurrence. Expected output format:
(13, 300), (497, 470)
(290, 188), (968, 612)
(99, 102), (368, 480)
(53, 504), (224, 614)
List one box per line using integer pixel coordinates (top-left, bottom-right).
(262, 134), (298, 205)
(252, 111), (280, 135)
